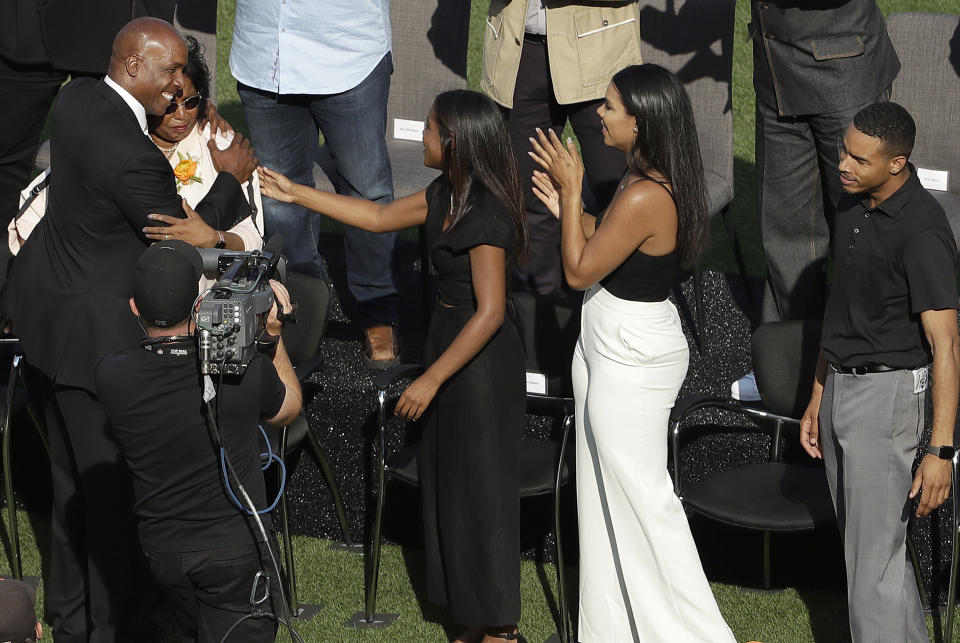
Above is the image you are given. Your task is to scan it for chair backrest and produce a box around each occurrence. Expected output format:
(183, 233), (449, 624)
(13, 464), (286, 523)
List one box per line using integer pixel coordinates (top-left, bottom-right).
(281, 270), (331, 365)
(638, 0), (735, 216)
(751, 320), (822, 420)
(386, 0), (470, 197)
(886, 12), (960, 198)
(387, 0), (469, 131)
(509, 292), (580, 398)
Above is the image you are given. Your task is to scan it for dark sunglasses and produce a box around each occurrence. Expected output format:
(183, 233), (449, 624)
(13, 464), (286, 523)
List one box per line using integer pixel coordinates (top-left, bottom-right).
(164, 93), (203, 115)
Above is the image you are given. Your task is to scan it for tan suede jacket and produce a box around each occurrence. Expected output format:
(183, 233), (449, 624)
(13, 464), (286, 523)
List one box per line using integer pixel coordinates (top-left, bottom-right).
(481, 0), (643, 107)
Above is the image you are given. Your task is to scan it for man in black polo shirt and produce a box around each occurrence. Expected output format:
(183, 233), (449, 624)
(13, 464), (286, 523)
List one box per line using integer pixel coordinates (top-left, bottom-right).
(96, 240), (302, 642)
(800, 102), (959, 642)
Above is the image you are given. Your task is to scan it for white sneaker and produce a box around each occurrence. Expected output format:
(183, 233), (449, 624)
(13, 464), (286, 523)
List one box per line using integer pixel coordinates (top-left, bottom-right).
(731, 371), (761, 402)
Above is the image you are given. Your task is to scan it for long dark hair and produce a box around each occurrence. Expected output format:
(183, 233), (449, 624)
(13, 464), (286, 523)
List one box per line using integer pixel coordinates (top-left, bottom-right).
(183, 36), (210, 119)
(611, 64), (707, 264)
(432, 90), (527, 258)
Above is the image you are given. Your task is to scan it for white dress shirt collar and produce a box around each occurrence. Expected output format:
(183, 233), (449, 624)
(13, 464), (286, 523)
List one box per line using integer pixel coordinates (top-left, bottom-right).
(103, 75), (149, 135)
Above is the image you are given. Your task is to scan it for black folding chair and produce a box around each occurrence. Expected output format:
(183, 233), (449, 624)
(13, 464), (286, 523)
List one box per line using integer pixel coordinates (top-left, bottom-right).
(0, 339), (47, 579)
(267, 272), (355, 619)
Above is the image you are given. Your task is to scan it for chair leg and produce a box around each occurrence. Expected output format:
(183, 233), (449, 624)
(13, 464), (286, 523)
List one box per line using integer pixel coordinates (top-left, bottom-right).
(762, 530), (772, 590)
(278, 426), (299, 615)
(720, 204), (753, 304)
(2, 354), (23, 579)
(906, 530), (929, 612)
(19, 366), (48, 459)
(366, 392), (388, 621)
(554, 415), (573, 643)
(345, 389), (397, 628)
(694, 262), (706, 355)
(304, 430), (355, 549)
(25, 404), (47, 458)
(943, 455), (960, 643)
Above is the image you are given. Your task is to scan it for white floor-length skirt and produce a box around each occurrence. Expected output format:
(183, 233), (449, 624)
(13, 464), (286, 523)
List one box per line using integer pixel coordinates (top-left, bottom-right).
(572, 285), (735, 642)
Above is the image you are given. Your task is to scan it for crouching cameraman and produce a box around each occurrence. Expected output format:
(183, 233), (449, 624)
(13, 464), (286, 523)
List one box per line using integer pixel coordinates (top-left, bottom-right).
(96, 240), (302, 642)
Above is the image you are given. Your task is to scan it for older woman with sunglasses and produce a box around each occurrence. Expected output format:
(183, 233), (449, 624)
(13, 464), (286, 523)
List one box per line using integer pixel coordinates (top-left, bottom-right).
(138, 36), (263, 252)
(12, 37), (262, 259)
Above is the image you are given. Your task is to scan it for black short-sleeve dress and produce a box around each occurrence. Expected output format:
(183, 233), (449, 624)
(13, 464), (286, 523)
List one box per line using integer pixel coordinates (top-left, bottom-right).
(419, 177), (525, 626)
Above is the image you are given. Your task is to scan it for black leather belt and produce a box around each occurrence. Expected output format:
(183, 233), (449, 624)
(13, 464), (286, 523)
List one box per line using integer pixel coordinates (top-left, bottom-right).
(524, 32), (547, 44)
(829, 362), (900, 375)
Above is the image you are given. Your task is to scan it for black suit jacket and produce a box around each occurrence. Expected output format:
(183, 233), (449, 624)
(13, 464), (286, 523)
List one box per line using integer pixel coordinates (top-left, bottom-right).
(751, 0), (900, 117)
(2, 77), (244, 392)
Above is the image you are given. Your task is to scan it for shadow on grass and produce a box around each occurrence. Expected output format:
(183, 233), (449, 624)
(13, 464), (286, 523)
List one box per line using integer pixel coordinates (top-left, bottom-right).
(692, 515), (850, 642)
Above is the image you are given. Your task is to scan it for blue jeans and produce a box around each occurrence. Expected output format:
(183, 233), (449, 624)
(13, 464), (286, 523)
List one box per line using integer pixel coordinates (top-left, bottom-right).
(238, 54), (399, 326)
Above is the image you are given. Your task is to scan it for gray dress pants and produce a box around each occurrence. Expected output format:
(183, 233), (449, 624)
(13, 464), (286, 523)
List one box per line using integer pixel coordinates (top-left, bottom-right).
(820, 368), (928, 643)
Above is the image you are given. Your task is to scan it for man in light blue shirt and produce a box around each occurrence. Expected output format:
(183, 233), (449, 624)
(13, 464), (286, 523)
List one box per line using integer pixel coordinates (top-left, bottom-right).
(230, 0), (400, 366)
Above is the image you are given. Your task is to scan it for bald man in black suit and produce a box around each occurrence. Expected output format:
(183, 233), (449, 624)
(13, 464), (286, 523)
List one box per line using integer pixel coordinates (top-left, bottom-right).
(2, 17), (254, 642)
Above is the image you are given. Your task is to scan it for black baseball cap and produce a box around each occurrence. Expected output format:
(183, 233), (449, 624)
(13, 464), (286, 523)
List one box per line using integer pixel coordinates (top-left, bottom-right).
(0, 579), (36, 642)
(134, 240), (203, 328)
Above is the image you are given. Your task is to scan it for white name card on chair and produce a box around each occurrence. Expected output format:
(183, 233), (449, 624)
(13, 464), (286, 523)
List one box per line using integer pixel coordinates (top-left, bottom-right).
(917, 168), (949, 192)
(393, 118), (425, 142)
(526, 371), (547, 395)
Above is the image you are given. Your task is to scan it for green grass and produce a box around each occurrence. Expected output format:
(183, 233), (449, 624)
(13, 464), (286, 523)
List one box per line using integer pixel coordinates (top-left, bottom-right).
(6, 507), (960, 642)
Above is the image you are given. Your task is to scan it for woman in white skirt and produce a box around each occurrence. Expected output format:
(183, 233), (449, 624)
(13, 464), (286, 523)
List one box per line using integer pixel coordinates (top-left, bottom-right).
(529, 64), (735, 642)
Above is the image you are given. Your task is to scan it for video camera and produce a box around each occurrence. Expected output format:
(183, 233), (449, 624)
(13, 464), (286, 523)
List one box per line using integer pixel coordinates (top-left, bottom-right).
(194, 236), (286, 375)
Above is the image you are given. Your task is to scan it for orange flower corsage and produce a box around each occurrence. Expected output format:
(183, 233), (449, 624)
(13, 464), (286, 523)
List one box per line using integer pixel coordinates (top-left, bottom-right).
(173, 152), (203, 192)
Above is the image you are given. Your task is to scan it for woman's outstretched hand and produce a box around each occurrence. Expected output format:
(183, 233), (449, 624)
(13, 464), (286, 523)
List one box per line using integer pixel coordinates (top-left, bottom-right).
(531, 170), (560, 219)
(528, 127), (584, 197)
(258, 166), (297, 203)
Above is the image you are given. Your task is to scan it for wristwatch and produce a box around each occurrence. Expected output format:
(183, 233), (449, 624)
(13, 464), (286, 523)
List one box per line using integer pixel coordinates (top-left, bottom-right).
(215, 230), (226, 249)
(926, 445), (956, 460)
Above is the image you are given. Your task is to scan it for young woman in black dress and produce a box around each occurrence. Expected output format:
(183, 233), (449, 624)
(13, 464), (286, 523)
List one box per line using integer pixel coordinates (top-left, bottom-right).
(258, 90), (528, 643)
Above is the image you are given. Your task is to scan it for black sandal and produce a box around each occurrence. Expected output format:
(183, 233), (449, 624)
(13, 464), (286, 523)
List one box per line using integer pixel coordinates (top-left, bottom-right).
(487, 632), (527, 643)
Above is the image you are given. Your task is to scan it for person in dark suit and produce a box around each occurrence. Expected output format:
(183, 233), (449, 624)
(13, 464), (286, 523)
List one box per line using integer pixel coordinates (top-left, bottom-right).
(732, 0), (901, 402)
(0, 0), (177, 288)
(2, 17), (253, 642)
(752, 0), (900, 323)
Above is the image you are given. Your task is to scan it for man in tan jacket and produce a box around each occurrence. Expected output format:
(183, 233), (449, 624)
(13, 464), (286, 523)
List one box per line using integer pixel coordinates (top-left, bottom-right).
(482, 0), (642, 296)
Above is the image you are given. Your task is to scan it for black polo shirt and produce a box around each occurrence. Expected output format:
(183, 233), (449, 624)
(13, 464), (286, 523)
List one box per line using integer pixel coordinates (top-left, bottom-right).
(822, 165), (959, 368)
(96, 349), (285, 553)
